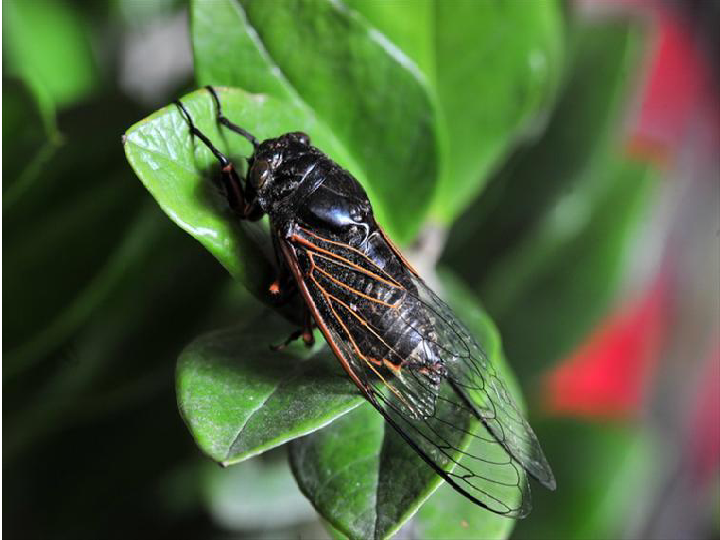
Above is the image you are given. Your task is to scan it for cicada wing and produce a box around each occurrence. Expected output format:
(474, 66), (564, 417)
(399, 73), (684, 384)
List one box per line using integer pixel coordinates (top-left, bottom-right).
(404, 274), (557, 491)
(281, 229), (553, 516)
(298, 287), (531, 515)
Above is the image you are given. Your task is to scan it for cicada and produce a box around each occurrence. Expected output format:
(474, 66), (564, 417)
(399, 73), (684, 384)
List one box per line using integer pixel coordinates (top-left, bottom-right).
(175, 87), (556, 517)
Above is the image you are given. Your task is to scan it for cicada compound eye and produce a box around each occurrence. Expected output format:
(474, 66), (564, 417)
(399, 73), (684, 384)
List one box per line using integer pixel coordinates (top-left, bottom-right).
(293, 132), (311, 146)
(250, 159), (271, 190)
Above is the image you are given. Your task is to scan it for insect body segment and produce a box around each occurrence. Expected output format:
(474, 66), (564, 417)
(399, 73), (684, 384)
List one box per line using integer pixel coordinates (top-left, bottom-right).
(176, 87), (556, 518)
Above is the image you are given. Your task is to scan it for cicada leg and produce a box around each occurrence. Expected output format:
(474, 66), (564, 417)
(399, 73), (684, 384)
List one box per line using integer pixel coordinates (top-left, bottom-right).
(267, 231), (298, 303)
(174, 98), (254, 219)
(267, 232), (315, 349)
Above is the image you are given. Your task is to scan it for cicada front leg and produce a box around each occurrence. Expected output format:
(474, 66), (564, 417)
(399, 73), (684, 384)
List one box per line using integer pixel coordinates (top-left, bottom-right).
(174, 97), (257, 220)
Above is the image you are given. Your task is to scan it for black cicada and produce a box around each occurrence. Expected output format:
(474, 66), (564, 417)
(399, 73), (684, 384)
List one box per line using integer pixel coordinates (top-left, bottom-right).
(175, 87), (556, 517)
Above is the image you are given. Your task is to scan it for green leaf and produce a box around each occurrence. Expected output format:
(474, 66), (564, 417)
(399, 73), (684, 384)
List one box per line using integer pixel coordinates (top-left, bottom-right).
(124, 87), (362, 300)
(445, 21), (645, 274)
(5, 93), (158, 375)
(431, 0), (564, 222)
(289, 271), (523, 540)
(340, 0), (564, 225)
(190, 0), (437, 242)
(443, 21), (653, 375)
(3, 208), (204, 460)
(415, 476), (515, 540)
(2, 77), (63, 210)
(176, 311), (364, 466)
(3, 200), (154, 379)
(201, 457), (318, 531)
(513, 421), (657, 540)
(341, 0), (435, 81)
(2, 0), (97, 108)
(3, 174), (144, 373)
(414, 271), (521, 540)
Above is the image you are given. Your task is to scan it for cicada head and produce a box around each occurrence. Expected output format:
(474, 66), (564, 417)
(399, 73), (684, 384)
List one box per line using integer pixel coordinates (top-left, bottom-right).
(246, 132), (313, 213)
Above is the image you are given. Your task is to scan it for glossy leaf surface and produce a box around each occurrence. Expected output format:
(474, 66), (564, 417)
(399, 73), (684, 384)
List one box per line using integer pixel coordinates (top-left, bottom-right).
(177, 311), (364, 466)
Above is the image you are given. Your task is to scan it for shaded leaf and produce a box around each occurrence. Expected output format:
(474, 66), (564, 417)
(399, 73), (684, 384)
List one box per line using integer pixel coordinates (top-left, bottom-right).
(5, 94), (155, 375)
(2, 77), (63, 209)
(2, 208), (221, 460)
(176, 311), (364, 466)
(3, 174), (143, 372)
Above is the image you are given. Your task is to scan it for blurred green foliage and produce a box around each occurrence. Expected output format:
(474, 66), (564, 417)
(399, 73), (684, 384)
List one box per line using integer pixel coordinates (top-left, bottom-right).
(3, 1), (658, 539)
(445, 22), (656, 379)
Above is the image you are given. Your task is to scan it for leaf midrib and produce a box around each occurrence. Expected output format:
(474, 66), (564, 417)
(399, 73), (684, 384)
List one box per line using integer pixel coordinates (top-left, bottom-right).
(223, 364), (303, 461)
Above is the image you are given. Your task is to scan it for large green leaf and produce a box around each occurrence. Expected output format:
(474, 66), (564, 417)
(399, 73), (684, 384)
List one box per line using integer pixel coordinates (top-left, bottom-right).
(190, 0), (437, 242)
(341, 0), (435, 81)
(5, 93), (154, 376)
(124, 87), (361, 300)
(326, 0), (565, 225)
(2, 207), (225, 461)
(445, 21), (645, 275)
(289, 271), (524, 540)
(176, 311), (364, 466)
(2, 0), (97, 108)
(3, 195), (148, 378)
(431, 0), (564, 222)
(442, 21), (653, 376)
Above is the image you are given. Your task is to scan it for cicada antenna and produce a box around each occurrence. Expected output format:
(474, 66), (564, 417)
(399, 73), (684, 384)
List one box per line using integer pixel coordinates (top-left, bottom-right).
(206, 86), (259, 149)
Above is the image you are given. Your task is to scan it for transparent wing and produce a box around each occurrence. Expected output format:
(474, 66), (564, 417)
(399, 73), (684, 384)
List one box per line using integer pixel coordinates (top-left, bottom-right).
(285, 229), (555, 517)
(402, 274), (557, 491)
